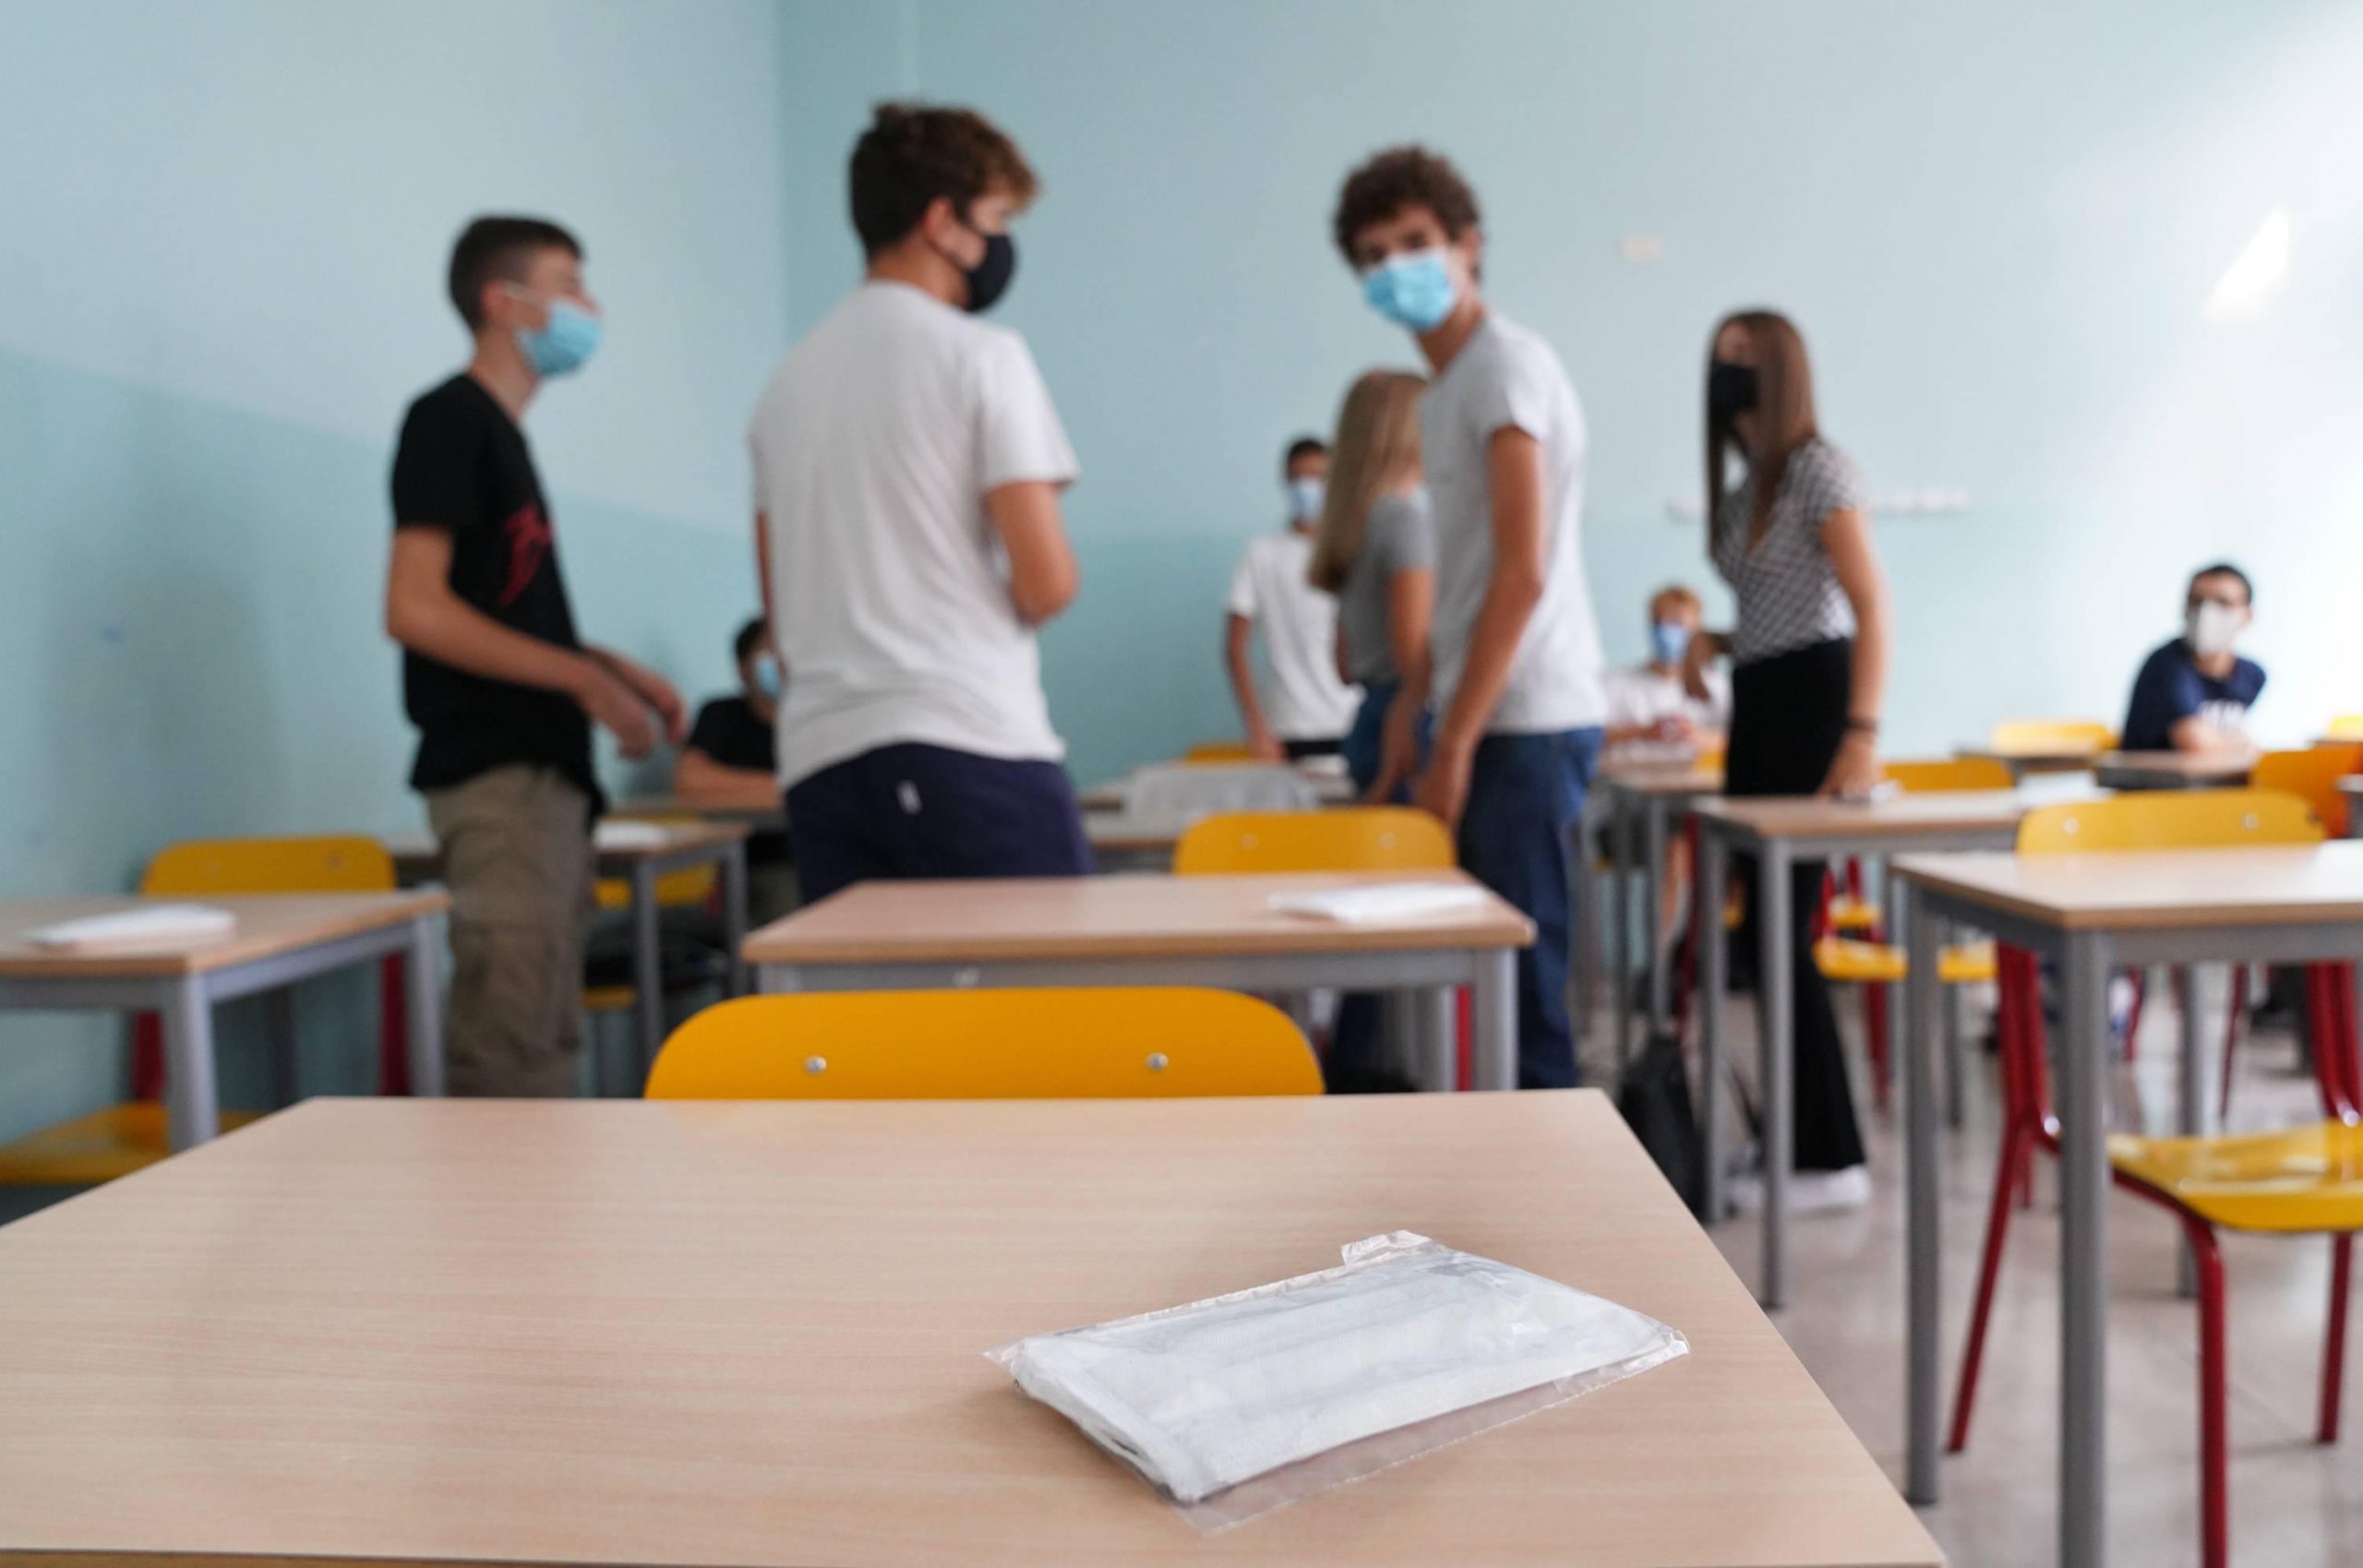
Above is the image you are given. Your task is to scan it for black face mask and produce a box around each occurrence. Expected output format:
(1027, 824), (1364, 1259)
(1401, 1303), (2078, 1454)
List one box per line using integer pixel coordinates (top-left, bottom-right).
(960, 229), (1016, 315)
(1708, 359), (1759, 424)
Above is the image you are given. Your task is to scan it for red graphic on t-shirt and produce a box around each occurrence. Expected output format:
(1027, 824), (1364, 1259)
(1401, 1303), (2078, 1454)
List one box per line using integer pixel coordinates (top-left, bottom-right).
(498, 503), (553, 607)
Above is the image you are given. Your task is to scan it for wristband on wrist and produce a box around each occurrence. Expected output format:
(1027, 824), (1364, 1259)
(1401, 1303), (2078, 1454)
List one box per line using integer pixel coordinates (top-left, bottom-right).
(1845, 716), (1880, 736)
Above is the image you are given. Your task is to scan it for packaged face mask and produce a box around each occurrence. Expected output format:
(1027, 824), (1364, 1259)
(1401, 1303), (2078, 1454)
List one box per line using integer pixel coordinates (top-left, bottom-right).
(987, 1232), (1685, 1527)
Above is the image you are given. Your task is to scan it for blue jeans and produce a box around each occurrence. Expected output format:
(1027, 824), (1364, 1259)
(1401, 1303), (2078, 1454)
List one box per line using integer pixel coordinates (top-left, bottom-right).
(1326, 681), (1439, 1089)
(1340, 680), (1434, 802)
(1457, 727), (1602, 1089)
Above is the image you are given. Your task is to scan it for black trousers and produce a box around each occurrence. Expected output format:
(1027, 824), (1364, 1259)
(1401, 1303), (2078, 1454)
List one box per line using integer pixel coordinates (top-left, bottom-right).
(1727, 639), (1868, 1172)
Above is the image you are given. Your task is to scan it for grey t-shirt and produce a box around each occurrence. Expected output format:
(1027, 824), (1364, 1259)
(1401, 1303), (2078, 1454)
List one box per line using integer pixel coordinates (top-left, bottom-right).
(1337, 489), (1435, 688)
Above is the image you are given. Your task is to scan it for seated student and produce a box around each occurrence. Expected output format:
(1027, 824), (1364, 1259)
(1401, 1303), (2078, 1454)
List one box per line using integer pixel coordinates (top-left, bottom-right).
(1603, 584), (1729, 752)
(674, 616), (798, 923)
(2121, 563), (2265, 753)
(750, 103), (1092, 906)
(1306, 371), (1433, 803)
(386, 214), (685, 1098)
(1225, 437), (1361, 760)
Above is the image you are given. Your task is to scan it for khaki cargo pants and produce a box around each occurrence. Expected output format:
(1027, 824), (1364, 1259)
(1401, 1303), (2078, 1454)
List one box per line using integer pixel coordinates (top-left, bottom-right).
(424, 764), (595, 1097)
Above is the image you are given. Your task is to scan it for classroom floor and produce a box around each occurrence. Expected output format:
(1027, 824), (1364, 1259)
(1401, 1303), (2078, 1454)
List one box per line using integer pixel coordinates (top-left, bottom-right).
(1642, 980), (2363, 1568)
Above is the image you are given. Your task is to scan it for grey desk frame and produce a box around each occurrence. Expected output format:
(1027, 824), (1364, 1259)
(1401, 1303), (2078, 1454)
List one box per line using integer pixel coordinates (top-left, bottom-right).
(1896, 873), (2363, 1568)
(1696, 810), (2005, 1307)
(0, 912), (445, 1151)
(757, 944), (1518, 1092)
(1595, 771), (1721, 1071)
(622, 836), (751, 1076)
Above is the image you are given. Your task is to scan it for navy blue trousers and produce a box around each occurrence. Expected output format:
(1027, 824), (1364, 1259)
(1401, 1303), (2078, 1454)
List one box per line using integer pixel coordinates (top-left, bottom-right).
(786, 743), (1093, 905)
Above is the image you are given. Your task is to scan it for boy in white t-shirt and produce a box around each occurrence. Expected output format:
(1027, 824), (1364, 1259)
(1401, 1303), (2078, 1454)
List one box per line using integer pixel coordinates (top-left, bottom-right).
(1223, 436), (1361, 760)
(1333, 145), (1609, 1089)
(748, 103), (1091, 904)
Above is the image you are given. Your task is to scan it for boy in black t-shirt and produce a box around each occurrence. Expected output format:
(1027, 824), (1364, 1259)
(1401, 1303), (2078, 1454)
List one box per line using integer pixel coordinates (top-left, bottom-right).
(386, 215), (685, 1097)
(674, 616), (797, 921)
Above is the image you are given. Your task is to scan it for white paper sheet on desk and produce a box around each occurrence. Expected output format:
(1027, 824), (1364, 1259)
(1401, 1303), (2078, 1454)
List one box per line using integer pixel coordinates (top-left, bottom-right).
(593, 820), (674, 851)
(27, 904), (238, 952)
(988, 1231), (1686, 1508)
(1267, 883), (1490, 924)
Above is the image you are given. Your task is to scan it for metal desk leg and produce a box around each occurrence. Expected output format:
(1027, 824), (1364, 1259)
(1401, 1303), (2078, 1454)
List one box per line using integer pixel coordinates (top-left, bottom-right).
(405, 915), (446, 1097)
(1613, 792), (1636, 1071)
(266, 987), (301, 1107)
(722, 842), (750, 998)
(1470, 949), (1517, 1091)
(2059, 930), (2115, 1568)
(1759, 838), (1794, 1310)
(1943, 919), (1968, 1131)
(1903, 888), (1943, 1506)
(630, 862), (663, 1087)
(161, 975), (221, 1151)
(1698, 828), (1729, 1222)
(1419, 986), (1457, 1093)
(1643, 796), (1670, 1035)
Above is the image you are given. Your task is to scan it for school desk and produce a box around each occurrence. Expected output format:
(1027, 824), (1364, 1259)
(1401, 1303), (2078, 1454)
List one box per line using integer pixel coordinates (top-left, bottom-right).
(0, 892), (448, 1149)
(1956, 740), (2109, 780)
(745, 870), (1530, 1091)
(1691, 790), (2065, 1308)
(2335, 774), (2363, 836)
(1077, 765), (1359, 814)
(2092, 749), (2258, 791)
(1591, 755), (1723, 1070)
(613, 791), (787, 831)
(389, 820), (750, 1074)
(1893, 840), (2363, 1568)
(1083, 809), (1190, 871)
(0, 1092), (1943, 1568)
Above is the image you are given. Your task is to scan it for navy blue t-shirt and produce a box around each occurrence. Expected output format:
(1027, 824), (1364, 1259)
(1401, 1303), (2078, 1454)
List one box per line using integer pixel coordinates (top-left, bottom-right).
(2120, 639), (2265, 751)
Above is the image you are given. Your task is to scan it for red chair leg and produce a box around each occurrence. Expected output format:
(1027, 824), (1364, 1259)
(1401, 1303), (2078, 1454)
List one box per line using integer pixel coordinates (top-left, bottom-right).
(2325, 1233), (2353, 1446)
(2217, 965), (2249, 1121)
(378, 953), (410, 1096)
(2123, 967), (2147, 1063)
(2003, 951), (2042, 1210)
(1948, 1116), (2033, 1453)
(1865, 980), (1891, 1110)
(2184, 1217), (2229, 1568)
(129, 1012), (165, 1101)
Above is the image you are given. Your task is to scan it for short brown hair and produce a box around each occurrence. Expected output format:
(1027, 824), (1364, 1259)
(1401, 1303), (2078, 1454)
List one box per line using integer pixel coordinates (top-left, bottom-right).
(848, 102), (1038, 259)
(1332, 146), (1481, 265)
(448, 216), (580, 329)
(1649, 584), (1703, 620)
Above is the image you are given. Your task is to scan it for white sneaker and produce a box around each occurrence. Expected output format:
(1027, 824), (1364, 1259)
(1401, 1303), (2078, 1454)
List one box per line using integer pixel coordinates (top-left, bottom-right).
(1724, 1164), (1873, 1215)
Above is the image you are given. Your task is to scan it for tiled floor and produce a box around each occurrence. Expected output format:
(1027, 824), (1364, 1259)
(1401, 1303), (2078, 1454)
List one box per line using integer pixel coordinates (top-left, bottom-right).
(1631, 977), (2362, 1568)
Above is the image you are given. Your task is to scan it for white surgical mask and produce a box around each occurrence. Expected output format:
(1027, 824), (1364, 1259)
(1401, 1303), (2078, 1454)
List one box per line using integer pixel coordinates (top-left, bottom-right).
(1287, 476), (1326, 522)
(2185, 601), (2241, 658)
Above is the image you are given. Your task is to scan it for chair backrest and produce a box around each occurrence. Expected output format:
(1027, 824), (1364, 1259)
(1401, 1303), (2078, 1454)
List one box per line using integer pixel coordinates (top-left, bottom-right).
(1183, 741), (1259, 764)
(1987, 719), (2115, 756)
(1122, 762), (1317, 818)
(2325, 714), (2363, 742)
(646, 987), (1321, 1099)
(2251, 746), (2362, 839)
(2016, 788), (2323, 856)
(1172, 808), (1453, 875)
(1884, 758), (2014, 794)
(141, 835), (395, 894)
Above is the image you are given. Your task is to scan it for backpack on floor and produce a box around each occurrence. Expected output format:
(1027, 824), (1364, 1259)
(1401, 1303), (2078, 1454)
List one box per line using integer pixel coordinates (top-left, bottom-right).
(1616, 1030), (1705, 1215)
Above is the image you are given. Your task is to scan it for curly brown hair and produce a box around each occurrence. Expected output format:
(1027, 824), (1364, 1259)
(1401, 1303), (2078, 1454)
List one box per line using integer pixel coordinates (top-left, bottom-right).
(1331, 146), (1481, 265)
(849, 102), (1038, 259)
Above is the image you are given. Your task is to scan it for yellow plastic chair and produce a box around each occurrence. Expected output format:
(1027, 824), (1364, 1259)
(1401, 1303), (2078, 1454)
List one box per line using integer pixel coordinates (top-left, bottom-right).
(647, 988), (1320, 1099)
(1987, 718), (2116, 757)
(1948, 788), (2357, 1568)
(1, 835), (399, 1190)
(2325, 714), (2363, 742)
(2251, 746), (2361, 840)
(1825, 759), (2015, 934)
(1183, 741), (1261, 764)
(1172, 808), (1453, 875)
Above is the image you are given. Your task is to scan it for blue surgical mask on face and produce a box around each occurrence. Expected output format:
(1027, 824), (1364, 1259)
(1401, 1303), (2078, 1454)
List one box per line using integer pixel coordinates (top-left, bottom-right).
(1361, 249), (1458, 332)
(510, 290), (601, 377)
(1287, 477), (1326, 522)
(1649, 621), (1691, 666)
(751, 653), (782, 701)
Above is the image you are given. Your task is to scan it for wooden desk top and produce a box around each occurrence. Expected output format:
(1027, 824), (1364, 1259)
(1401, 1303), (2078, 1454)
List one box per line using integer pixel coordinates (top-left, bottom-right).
(1956, 745), (2105, 772)
(614, 792), (786, 828)
(0, 1095), (1940, 1568)
(1597, 757), (1724, 796)
(0, 892), (448, 980)
(1078, 767), (1358, 814)
(2093, 748), (2258, 785)
(746, 871), (1533, 966)
(1895, 840), (2363, 929)
(388, 821), (749, 880)
(1692, 789), (2049, 843)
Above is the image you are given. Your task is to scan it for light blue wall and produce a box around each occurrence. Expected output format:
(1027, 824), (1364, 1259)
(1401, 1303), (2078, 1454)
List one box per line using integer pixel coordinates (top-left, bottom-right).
(0, 0), (789, 1146)
(777, 0), (2363, 783)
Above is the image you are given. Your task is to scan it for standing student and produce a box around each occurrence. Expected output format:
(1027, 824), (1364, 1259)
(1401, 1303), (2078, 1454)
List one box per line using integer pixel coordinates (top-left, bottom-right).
(385, 215), (685, 1097)
(1332, 145), (1609, 1090)
(1682, 308), (1891, 1212)
(1225, 437), (1360, 760)
(1604, 585), (1729, 751)
(750, 103), (1091, 906)
(2120, 564), (2264, 752)
(673, 616), (798, 923)
(1306, 370), (1433, 804)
